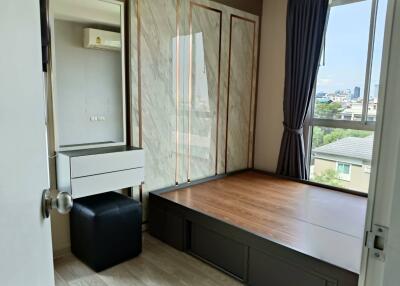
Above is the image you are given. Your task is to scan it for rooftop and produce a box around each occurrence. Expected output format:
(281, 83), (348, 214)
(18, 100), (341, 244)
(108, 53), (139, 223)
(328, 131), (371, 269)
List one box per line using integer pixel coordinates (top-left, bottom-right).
(313, 136), (374, 161)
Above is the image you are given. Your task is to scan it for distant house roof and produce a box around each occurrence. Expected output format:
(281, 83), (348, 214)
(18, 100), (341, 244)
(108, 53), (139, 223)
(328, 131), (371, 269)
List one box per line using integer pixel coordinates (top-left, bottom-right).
(312, 136), (374, 161)
(316, 98), (332, 103)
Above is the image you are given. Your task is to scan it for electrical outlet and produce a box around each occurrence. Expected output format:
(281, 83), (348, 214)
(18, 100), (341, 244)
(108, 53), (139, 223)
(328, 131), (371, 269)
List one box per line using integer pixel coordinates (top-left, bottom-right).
(90, 115), (106, 121)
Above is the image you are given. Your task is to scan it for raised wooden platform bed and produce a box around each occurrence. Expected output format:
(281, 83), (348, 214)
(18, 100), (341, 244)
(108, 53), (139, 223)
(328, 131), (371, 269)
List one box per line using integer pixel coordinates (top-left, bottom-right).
(149, 171), (367, 286)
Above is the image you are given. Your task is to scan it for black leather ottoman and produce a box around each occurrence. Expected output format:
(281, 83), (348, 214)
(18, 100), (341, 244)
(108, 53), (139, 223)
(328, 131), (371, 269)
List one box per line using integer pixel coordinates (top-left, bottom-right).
(70, 192), (142, 272)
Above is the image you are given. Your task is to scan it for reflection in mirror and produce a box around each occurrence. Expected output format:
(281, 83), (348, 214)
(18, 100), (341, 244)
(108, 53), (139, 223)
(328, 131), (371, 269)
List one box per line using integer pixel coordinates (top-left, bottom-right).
(50, 0), (125, 151)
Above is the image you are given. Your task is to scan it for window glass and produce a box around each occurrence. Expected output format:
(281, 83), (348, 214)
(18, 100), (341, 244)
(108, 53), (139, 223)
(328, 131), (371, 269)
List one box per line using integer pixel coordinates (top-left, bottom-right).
(367, 0), (388, 121)
(314, 0), (372, 121)
(310, 127), (374, 193)
(337, 163), (350, 175)
(337, 162), (351, 181)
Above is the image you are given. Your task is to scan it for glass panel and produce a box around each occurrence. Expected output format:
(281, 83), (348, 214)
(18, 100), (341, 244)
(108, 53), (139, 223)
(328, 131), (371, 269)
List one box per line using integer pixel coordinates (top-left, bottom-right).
(314, 0), (372, 121)
(310, 127), (374, 193)
(367, 0), (388, 121)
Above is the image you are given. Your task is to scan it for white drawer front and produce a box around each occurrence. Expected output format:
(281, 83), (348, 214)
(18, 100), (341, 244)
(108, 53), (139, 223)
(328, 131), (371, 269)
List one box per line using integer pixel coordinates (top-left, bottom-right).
(70, 149), (144, 178)
(71, 168), (144, 198)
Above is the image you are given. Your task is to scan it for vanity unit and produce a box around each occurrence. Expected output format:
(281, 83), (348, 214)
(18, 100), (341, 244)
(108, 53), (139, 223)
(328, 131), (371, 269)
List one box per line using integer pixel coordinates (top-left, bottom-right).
(57, 146), (144, 199)
(49, 0), (144, 198)
(47, 0), (144, 271)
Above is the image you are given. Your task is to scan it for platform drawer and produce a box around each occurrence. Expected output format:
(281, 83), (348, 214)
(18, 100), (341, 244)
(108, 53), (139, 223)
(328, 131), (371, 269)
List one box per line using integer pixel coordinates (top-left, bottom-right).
(248, 248), (336, 286)
(188, 222), (246, 280)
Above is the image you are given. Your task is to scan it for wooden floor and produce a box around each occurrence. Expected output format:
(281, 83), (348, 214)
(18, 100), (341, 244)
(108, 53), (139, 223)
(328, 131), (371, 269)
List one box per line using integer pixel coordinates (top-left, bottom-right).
(159, 171), (368, 273)
(54, 232), (242, 286)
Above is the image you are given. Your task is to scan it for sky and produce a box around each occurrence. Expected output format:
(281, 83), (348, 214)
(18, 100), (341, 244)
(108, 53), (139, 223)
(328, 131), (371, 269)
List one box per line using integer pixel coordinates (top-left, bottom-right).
(316, 0), (388, 98)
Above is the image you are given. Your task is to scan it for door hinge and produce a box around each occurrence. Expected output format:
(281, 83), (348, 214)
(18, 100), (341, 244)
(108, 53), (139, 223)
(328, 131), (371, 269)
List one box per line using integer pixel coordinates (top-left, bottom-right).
(365, 224), (389, 262)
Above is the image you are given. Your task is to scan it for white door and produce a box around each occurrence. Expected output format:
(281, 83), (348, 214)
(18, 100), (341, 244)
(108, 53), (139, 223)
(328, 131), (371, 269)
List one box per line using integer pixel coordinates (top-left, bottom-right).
(360, 0), (400, 285)
(0, 1), (54, 286)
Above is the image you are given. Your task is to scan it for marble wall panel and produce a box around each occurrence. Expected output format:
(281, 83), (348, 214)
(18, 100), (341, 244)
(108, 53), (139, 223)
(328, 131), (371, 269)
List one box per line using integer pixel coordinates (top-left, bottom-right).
(129, 0), (141, 204)
(177, 0), (189, 184)
(129, 0), (259, 219)
(139, 0), (178, 197)
(189, 3), (222, 180)
(130, 0), (140, 148)
(226, 15), (256, 172)
(248, 16), (259, 168)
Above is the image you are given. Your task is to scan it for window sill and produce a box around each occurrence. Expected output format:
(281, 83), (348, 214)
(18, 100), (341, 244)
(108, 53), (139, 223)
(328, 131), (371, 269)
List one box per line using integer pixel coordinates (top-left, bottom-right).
(254, 169), (368, 198)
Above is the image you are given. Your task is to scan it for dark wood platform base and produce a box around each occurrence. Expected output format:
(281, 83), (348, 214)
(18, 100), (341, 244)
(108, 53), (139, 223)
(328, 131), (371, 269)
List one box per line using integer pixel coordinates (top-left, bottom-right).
(148, 172), (364, 286)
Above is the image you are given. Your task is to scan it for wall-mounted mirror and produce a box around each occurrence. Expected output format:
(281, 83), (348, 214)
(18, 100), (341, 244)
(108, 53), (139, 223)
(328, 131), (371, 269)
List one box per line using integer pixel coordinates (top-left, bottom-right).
(49, 0), (126, 151)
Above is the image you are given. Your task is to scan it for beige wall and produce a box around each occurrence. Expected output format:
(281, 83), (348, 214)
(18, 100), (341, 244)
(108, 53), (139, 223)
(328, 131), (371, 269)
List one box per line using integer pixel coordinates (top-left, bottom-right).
(314, 159), (370, 193)
(313, 158), (335, 176)
(254, 0), (287, 172)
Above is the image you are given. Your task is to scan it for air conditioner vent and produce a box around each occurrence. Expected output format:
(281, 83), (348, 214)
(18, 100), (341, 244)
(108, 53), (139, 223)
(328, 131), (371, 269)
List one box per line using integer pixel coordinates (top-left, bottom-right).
(83, 28), (121, 51)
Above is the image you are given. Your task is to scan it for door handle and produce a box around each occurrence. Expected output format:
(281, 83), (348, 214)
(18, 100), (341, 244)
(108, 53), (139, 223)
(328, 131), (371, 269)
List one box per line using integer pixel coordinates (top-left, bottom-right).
(42, 189), (73, 219)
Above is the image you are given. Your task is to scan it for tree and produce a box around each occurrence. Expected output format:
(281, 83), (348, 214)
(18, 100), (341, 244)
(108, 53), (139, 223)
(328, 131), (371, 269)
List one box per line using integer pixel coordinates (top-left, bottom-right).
(312, 127), (373, 149)
(322, 128), (372, 145)
(312, 169), (342, 187)
(312, 126), (324, 148)
(314, 102), (344, 119)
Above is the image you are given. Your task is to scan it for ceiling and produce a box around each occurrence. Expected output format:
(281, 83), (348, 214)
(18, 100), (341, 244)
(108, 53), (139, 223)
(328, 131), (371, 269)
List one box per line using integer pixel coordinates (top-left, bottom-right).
(51, 0), (121, 27)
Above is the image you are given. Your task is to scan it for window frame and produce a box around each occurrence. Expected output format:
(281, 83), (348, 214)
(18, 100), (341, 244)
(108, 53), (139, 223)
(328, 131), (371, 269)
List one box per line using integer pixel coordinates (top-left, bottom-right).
(306, 0), (382, 192)
(336, 162), (352, 181)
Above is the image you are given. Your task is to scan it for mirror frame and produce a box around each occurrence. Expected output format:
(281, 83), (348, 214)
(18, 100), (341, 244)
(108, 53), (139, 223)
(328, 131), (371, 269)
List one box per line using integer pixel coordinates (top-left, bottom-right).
(48, 0), (127, 151)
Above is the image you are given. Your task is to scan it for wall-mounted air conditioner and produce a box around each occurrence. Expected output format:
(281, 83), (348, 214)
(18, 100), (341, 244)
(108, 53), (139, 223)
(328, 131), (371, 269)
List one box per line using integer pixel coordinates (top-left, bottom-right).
(83, 28), (121, 51)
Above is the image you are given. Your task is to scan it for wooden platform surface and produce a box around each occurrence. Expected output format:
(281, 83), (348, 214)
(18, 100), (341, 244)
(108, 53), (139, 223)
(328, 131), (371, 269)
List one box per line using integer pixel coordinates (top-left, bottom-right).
(159, 171), (368, 274)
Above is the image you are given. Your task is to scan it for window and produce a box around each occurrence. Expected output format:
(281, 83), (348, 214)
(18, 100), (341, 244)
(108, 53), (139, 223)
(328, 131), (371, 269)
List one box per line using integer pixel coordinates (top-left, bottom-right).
(308, 0), (388, 193)
(310, 127), (373, 193)
(337, 163), (351, 181)
(367, 0), (388, 121)
(313, 0), (371, 122)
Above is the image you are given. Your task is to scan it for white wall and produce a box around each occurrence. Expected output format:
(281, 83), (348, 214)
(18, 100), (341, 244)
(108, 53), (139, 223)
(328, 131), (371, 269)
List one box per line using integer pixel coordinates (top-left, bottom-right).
(254, 0), (287, 172)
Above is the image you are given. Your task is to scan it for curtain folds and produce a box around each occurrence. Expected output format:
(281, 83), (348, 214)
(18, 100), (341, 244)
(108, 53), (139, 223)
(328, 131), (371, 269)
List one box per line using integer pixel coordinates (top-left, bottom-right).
(276, 0), (329, 180)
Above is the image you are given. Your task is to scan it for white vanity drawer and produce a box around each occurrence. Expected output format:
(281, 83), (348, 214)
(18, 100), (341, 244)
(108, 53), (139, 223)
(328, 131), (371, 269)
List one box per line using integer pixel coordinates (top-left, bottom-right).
(56, 146), (145, 198)
(71, 167), (144, 199)
(70, 149), (144, 178)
